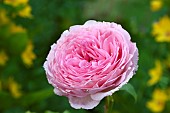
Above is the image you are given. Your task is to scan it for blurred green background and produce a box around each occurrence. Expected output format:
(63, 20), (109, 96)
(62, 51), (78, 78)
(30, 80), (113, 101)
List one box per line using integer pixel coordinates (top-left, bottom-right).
(0, 0), (170, 113)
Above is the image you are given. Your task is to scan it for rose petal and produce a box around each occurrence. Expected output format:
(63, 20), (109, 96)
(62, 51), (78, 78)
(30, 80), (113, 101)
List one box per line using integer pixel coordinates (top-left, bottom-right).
(69, 95), (100, 109)
(91, 65), (135, 101)
(84, 20), (97, 26)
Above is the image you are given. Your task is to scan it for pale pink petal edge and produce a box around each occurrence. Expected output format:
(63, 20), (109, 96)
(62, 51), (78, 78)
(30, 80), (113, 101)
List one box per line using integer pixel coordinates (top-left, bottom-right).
(68, 95), (100, 109)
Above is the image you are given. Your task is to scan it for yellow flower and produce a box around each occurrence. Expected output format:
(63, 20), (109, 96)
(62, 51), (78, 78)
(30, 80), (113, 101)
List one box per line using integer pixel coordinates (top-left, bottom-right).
(18, 5), (33, 18)
(152, 89), (168, 101)
(147, 100), (165, 113)
(4, 0), (28, 7)
(150, 0), (162, 12)
(10, 23), (26, 33)
(147, 60), (162, 86)
(152, 15), (170, 42)
(8, 77), (22, 98)
(0, 10), (10, 25)
(4, 0), (33, 18)
(0, 50), (8, 66)
(21, 41), (36, 67)
(146, 89), (168, 113)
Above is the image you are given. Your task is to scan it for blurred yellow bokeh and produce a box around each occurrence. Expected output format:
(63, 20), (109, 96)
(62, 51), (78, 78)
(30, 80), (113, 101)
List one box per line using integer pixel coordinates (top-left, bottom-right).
(4, 0), (29, 7)
(21, 41), (36, 67)
(8, 77), (22, 98)
(152, 16), (170, 42)
(147, 89), (168, 112)
(0, 50), (8, 66)
(147, 60), (162, 86)
(150, 0), (162, 12)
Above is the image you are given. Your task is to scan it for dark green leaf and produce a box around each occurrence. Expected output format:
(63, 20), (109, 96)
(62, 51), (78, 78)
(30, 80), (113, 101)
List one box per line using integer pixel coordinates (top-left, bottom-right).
(20, 88), (53, 106)
(120, 83), (137, 102)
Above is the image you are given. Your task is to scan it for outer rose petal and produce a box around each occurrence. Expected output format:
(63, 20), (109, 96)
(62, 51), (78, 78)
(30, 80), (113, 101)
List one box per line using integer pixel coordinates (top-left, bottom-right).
(84, 20), (98, 26)
(54, 88), (65, 96)
(132, 48), (139, 73)
(69, 95), (100, 109)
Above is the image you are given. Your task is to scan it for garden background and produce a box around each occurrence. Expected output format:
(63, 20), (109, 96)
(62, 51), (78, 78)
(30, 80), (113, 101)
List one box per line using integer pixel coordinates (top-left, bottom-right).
(0, 0), (170, 113)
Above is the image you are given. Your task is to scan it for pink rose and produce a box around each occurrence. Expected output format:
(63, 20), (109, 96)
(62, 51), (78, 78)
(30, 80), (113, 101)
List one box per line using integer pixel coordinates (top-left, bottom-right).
(43, 20), (138, 109)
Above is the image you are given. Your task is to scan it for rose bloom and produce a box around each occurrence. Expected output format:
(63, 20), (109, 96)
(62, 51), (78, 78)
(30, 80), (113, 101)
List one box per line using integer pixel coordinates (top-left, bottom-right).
(43, 20), (138, 109)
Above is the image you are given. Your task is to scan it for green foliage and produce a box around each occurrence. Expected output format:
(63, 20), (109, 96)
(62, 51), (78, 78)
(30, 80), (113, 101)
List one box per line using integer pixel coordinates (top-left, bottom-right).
(20, 88), (53, 107)
(120, 83), (137, 102)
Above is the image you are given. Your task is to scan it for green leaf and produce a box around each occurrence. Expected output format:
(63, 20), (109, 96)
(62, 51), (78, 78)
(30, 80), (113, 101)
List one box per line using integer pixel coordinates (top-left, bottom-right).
(20, 88), (53, 106)
(120, 83), (137, 102)
(0, 91), (15, 109)
(6, 32), (28, 54)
